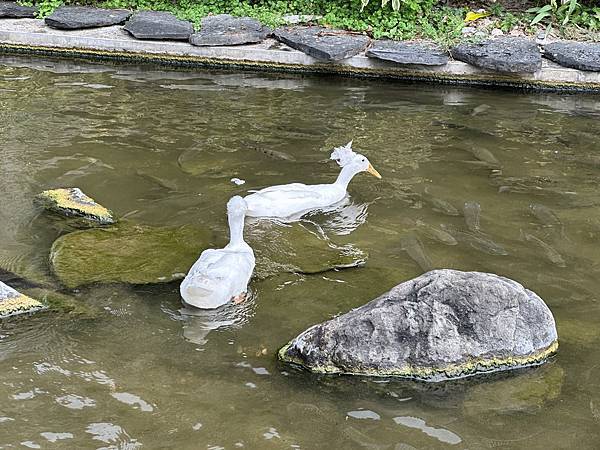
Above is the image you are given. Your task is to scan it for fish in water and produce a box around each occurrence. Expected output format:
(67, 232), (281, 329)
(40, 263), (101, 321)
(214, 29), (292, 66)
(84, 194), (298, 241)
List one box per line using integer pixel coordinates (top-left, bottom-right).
(400, 233), (433, 271)
(466, 146), (500, 166)
(247, 143), (296, 161)
(415, 220), (458, 246)
(529, 203), (562, 229)
(522, 232), (566, 267)
(429, 197), (460, 216)
(463, 202), (481, 233)
(441, 225), (508, 256)
(471, 104), (491, 116)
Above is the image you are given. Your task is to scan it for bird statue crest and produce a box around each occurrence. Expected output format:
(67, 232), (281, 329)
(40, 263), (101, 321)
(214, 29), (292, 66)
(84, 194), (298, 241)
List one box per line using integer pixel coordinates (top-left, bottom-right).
(330, 141), (358, 167)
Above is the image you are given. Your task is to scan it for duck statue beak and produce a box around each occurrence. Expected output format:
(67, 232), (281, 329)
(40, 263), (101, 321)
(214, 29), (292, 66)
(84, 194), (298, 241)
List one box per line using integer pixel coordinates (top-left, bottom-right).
(367, 164), (382, 179)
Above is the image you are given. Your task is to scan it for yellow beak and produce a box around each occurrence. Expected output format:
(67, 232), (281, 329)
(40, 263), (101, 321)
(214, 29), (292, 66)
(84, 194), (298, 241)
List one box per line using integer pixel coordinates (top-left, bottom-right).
(367, 164), (382, 179)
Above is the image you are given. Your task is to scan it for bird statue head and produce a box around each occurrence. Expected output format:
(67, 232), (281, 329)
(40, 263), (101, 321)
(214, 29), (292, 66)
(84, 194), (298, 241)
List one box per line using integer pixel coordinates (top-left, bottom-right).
(330, 141), (381, 179)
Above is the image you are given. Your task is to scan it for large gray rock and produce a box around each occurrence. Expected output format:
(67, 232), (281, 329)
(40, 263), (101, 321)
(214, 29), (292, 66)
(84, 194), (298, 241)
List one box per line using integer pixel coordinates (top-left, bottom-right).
(45, 7), (131, 30)
(190, 14), (270, 47)
(273, 26), (370, 61)
(543, 41), (600, 72)
(0, 1), (37, 18)
(279, 270), (558, 381)
(452, 38), (542, 73)
(124, 11), (193, 40)
(367, 40), (448, 66)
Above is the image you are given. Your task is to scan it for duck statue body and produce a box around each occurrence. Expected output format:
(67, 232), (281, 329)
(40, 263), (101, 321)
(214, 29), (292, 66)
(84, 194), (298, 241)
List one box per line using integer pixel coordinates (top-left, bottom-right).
(180, 196), (255, 309)
(244, 142), (381, 219)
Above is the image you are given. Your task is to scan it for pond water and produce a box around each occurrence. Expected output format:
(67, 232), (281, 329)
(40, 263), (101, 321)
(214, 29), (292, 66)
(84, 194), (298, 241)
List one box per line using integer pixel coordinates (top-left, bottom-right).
(1, 55), (600, 449)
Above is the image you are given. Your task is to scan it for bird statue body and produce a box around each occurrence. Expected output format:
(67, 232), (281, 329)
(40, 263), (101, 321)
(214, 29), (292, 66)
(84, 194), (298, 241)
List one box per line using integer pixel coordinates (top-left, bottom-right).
(244, 142), (381, 219)
(180, 196), (255, 309)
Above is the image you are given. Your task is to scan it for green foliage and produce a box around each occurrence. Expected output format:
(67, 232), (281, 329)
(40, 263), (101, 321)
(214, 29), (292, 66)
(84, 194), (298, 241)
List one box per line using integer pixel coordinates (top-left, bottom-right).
(23, 0), (600, 42)
(527, 0), (599, 31)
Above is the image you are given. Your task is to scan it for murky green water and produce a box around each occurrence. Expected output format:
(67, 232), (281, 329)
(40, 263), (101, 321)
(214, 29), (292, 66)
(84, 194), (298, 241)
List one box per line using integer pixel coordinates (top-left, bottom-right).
(1, 55), (600, 449)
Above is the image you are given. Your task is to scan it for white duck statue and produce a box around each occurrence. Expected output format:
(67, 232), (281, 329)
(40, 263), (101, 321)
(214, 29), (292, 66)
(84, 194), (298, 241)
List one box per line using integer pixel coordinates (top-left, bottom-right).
(180, 196), (255, 309)
(244, 142), (381, 219)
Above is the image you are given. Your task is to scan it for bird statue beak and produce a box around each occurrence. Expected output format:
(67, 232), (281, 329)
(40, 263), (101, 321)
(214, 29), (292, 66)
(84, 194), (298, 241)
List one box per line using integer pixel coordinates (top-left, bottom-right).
(367, 164), (382, 179)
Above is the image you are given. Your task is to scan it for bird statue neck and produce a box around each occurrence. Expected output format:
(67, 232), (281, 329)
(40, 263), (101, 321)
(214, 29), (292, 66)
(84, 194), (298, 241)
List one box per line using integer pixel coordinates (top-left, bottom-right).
(228, 213), (245, 247)
(334, 164), (360, 189)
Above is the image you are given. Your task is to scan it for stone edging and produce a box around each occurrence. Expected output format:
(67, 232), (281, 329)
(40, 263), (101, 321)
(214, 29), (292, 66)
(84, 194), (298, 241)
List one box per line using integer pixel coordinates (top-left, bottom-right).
(1, 17), (600, 91)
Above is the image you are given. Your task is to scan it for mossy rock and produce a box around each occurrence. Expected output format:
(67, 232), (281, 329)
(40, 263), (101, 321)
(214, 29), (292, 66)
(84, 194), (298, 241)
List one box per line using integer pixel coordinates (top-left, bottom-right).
(36, 187), (116, 226)
(247, 221), (367, 279)
(22, 288), (99, 318)
(50, 222), (213, 288)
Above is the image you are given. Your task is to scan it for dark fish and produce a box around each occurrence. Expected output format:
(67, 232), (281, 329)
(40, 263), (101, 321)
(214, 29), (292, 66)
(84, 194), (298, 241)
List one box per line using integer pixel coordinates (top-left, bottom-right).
(441, 225), (508, 256)
(523, 232), (566, 267)
(415, 220), (457, 246)
(429, 197), (460, 216)
(466, 147), (500, 166)
(463, 202), (481, 233)
(401, 234), (433, 271)
(246, 143), (296, 161)
(529, 203), (562, 228)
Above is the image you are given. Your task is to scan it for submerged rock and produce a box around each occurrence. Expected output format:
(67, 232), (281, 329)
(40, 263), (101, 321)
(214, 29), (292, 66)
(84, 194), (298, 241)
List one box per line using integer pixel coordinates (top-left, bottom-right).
(124, 11), (193, 40)
(248, 221), (367, 278)
(50, 222), (213, 288)
(543, 41), (600, 72)
(45, 7), (131, 30)
(279, 270), (558, 381)
(366, 40), (448, 66)
(463, 364), (563, 416)
(22, 288), (98, 318)
(0, 281), (45, 319)
(36, 188), (115, 225)
(273, 26), (370, 61)
(451, 38), (542, 73)
(0, 1), (37, 18)
(190, 14), (270, 47)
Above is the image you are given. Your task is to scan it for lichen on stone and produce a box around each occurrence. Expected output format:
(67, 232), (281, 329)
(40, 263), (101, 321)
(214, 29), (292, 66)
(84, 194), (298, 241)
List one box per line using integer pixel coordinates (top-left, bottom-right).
(0, 281), (46, 319)
(279, 340), (558, 381)
(36, 187), (115, 225)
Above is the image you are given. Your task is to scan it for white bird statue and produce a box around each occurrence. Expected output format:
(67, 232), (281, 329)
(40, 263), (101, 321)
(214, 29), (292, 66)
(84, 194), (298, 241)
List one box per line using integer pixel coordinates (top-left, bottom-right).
(244, 142), (381, 219)
(180, 196), (255, 309)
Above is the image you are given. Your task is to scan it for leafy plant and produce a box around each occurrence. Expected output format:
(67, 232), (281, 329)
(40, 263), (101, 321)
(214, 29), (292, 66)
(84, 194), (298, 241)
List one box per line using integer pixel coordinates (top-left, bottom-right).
(527, 0), (582, 28)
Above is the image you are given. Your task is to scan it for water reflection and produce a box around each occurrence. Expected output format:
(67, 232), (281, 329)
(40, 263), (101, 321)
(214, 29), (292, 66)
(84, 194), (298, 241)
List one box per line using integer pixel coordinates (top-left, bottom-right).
(178, 296), (255, 346)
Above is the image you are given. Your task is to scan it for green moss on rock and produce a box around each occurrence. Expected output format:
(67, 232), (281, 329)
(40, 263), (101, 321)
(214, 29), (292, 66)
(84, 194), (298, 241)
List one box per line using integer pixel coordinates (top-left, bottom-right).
(22, 287), (99, 318)
(248, 221), (367, 279)
(49, 222), (213, 288)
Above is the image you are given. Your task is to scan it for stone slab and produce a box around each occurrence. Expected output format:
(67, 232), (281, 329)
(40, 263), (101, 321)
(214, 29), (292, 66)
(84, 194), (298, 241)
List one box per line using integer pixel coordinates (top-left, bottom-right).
(273, 26), (370, 61)
(0, 1), (36, 18)
(124, 10), (193, 40)
(190, 14), (270, 47)
(0, 19), (599, 91)
(452, 38), (542, 73)
(367, 40), (448, 66)
(544, 41), (600, 72)
(45, 7), (131, 30)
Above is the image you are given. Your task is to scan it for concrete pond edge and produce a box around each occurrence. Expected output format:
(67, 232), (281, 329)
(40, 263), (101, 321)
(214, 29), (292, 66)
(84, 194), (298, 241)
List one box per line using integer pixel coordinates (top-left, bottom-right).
(0, 18), (600, 92)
